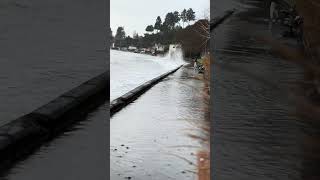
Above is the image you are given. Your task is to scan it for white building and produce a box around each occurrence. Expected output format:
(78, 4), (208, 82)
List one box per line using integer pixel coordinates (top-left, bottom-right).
(120, 47), (128, 51)
(154, 43), (165, 52)
(128, 46), (137, 51)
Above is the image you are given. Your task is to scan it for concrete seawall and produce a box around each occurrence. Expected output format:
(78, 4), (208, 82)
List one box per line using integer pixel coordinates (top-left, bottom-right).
(0, 72), (108, 167)
(210, 9), (235, 31)
(110, 65), (183, 116)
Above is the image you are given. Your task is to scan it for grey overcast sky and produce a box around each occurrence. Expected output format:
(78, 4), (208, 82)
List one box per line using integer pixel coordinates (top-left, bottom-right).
(111, 0), (210, 36)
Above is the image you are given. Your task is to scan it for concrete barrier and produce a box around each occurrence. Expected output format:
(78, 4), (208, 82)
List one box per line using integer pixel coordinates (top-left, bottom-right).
(32, 72), (108, 133)
(0, 71), (108, 166)
(210, 9), (235, 31)
(0, 115), (48, 162)
(110, 65), (183, 116)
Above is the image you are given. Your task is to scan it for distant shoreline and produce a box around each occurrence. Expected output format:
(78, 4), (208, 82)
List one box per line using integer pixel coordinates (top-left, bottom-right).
(110, 48), (194, 62)
(110, 48), (166, 57)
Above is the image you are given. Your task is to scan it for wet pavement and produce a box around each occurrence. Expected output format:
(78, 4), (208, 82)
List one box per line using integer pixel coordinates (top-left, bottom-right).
(211, 0), (317, 179)
(1, 103), (108, 180)
(110, 66), (209, 180)
(1, 65), (208, 180)
(0, 0), (106, 125)
(0, 1), (108, 178)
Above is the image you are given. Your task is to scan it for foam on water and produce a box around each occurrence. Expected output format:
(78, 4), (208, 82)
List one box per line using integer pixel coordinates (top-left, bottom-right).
(110, 48), (186, 101)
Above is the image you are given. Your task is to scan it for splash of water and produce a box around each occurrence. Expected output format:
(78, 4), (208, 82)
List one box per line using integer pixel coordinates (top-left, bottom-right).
(110, 48), (186, 100)
(160, 44), (186, 68)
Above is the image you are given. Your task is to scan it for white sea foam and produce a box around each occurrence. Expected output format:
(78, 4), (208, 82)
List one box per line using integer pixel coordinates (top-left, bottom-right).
(110, 49), (186, 101)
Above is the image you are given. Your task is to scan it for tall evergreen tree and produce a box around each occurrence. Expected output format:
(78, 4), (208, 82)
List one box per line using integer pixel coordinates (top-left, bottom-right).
(154, 16), (162, 33)
(114, 26), (126, 47)
(145, 25), (154, 33)
(186, 8), (196, 25)
(163, 12), (176, 31)
(181, 9), (188, 28)
(110, 29), (114, 45)
(173, 11), (181, 27)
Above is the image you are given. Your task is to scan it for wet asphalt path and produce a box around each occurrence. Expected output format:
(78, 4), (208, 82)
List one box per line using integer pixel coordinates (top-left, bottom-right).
(211, 0), (314, 179)
(110, 66), (209, 180)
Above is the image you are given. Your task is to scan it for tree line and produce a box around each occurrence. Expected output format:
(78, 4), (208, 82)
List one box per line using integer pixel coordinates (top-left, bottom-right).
(111, 8), (209, 58)
(145, 8), (196, 33)
(112, 8), (196, 48)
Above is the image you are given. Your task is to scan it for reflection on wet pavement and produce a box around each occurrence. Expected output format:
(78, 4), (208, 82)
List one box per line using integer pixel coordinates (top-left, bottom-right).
(2, 103), (108, 180)
(111, 66), (209, 180)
